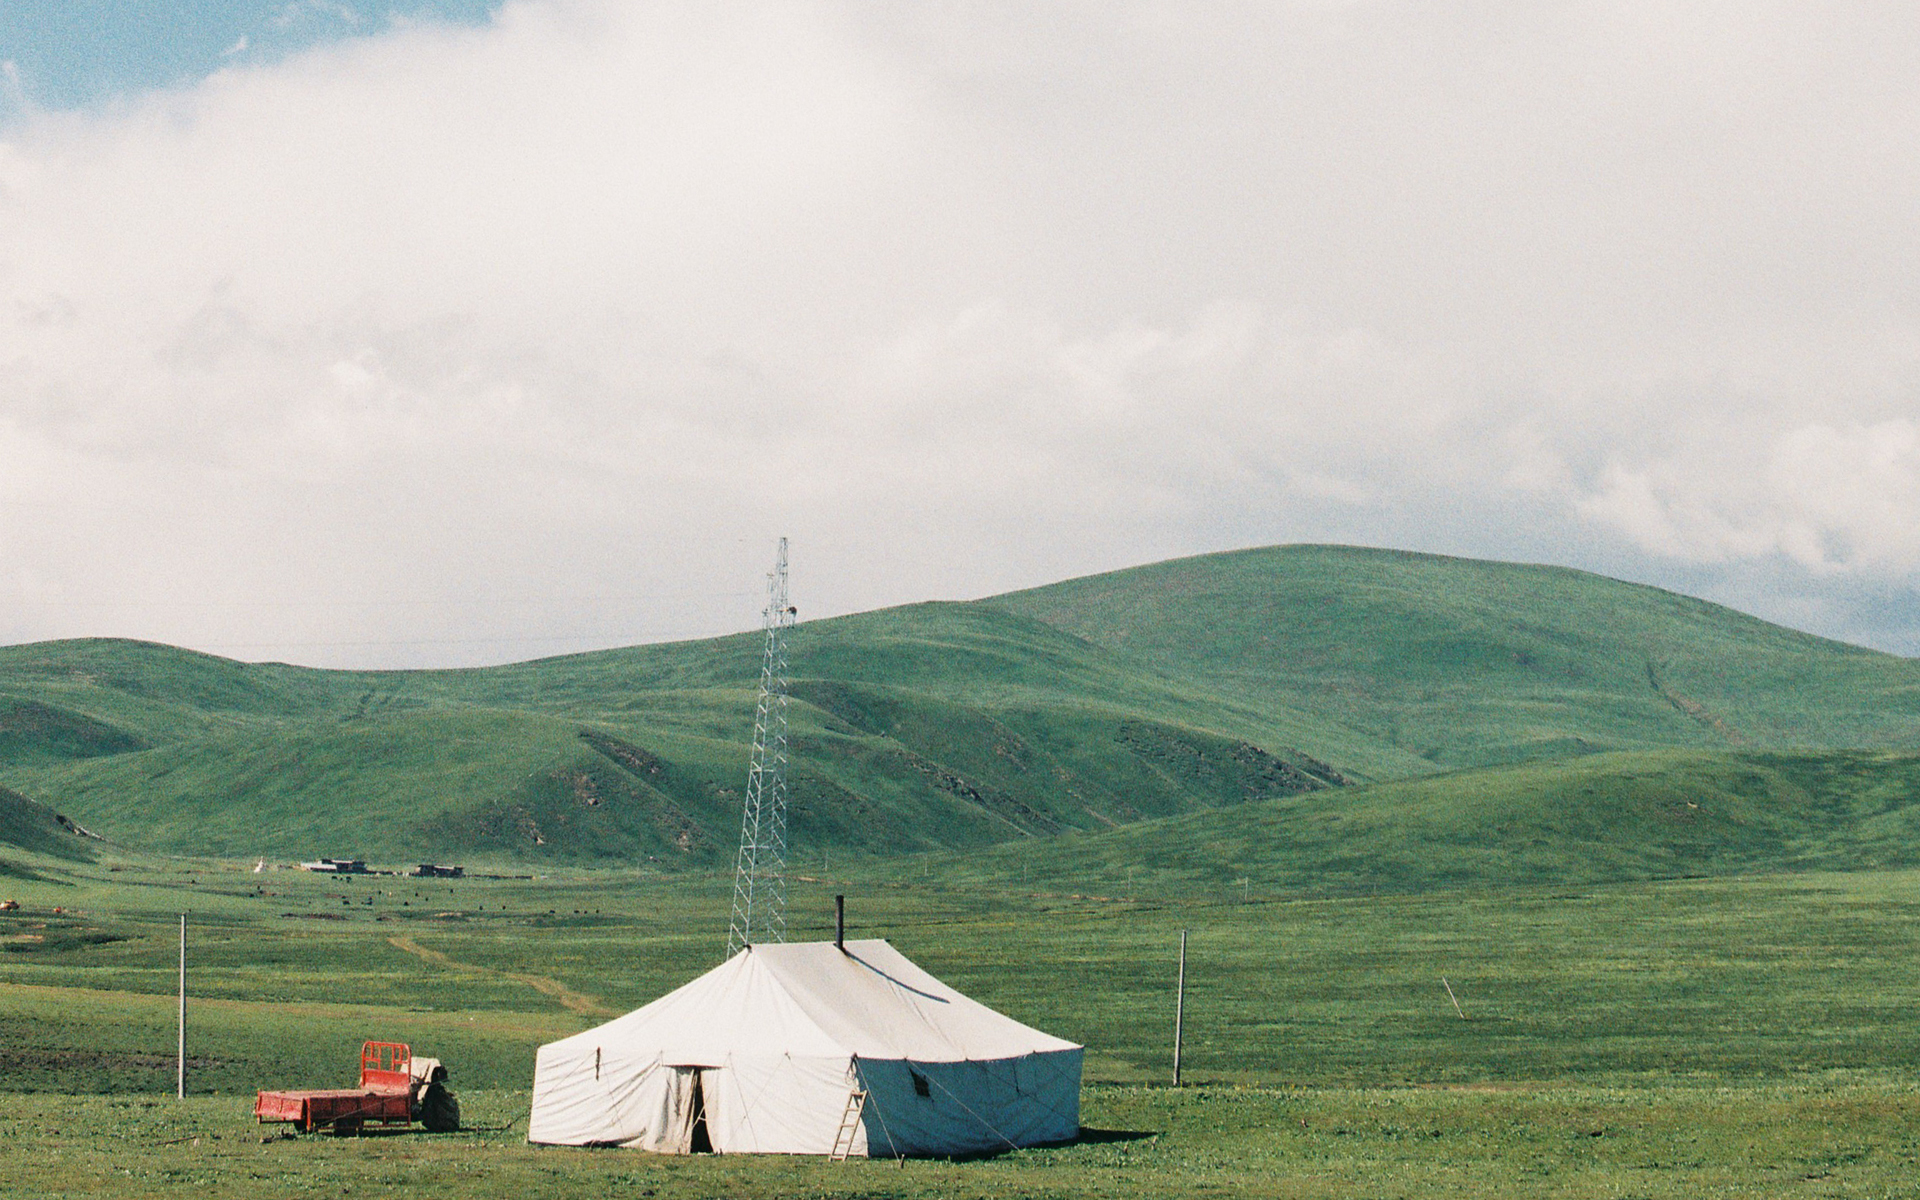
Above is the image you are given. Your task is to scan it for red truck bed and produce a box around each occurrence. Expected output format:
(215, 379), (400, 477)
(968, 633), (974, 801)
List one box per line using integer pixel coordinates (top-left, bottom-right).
(254, 1087), (412, 1130)
(256, 1041), (416, 1132)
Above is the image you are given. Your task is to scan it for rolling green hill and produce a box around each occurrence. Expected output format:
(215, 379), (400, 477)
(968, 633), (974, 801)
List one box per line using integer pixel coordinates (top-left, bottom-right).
(987, 544), (1920, 767)
(0, 604), (1351, 864)
(928, 747), (1920, 897)
(0, 785), (97, 878)
(0, 544), (1917, 875)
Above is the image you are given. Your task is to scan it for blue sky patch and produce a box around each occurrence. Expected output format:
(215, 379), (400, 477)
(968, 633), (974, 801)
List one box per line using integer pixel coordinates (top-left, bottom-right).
(0, 0), (502, 111)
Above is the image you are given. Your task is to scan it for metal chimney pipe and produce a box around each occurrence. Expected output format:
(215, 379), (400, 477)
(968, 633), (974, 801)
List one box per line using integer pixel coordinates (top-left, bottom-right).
(835, 894), (845, 950)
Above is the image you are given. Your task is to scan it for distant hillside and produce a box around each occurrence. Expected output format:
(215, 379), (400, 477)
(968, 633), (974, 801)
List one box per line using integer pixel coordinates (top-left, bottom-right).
(0, 785), (97, 878)
(928, 748), (1920, 897)
(0, 605), (1349, 863)
(988, 545), (1920, 767)
(1, 544), (1918, 867)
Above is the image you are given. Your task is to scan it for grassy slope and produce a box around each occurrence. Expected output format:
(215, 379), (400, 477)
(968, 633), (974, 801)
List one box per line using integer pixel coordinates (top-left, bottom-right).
(988, 544), (1920, 766)
(0, 786), (96, 877)
(3, 544), (1920, 871)
(0, 607), (1353, 863)
(930, 748), (1920, 897)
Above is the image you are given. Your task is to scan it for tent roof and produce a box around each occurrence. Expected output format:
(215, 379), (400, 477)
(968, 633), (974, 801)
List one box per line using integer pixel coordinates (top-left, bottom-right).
(545, 938), (1080, 1065)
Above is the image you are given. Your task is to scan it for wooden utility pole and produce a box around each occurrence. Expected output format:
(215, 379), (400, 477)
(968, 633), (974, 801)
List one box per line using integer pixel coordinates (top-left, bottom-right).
(1173, 929), (1187, 1087)
(176, 914), (186, 1099)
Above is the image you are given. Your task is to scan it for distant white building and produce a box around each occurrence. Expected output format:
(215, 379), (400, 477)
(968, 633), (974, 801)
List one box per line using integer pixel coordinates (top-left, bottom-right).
(298, 858), (367, 874)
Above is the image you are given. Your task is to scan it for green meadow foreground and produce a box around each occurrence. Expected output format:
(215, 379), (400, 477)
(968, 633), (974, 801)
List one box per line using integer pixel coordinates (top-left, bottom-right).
(4, 855), (1920, 1196)
(9, 1083), (1919, 1199)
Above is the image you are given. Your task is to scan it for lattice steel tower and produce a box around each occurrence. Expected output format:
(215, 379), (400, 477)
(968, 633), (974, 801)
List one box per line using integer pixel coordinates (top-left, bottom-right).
(726, 537), (795, 958)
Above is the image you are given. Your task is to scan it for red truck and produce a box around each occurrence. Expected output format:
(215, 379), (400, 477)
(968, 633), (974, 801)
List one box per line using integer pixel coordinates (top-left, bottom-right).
(255, 1041), (458, 1133)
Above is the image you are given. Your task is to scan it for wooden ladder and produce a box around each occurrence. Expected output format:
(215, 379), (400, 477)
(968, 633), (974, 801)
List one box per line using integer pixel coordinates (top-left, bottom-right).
(828, 1088), (868, 1162)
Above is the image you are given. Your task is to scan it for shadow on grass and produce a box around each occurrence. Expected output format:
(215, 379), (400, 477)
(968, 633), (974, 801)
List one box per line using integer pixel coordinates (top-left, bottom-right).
(1074, 1127), (1156, 1145)
(933, 1127), (1158, 1162)
(285, 1125), (472, 1140)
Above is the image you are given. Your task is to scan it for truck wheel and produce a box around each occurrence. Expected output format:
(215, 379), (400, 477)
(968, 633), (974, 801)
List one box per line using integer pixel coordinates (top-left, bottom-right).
(420, 1083), (460, 1133)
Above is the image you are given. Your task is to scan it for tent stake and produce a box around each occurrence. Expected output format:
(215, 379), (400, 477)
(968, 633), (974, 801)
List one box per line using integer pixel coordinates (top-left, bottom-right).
(835, 895), (845, 951)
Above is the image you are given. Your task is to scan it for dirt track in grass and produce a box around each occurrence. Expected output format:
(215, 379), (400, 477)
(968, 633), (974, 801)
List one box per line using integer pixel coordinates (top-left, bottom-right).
(386, 934), (615, 1018)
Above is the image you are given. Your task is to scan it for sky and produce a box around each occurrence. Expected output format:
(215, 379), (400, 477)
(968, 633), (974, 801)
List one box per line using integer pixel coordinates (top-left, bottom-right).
(1, 1), (1918, 668)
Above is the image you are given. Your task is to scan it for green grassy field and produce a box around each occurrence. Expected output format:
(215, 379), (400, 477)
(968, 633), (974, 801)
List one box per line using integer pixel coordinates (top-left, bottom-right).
(5, 849), (1920, 1195)
(9, 855), (1920, 1088)
(9, 1082), (1920, 1199)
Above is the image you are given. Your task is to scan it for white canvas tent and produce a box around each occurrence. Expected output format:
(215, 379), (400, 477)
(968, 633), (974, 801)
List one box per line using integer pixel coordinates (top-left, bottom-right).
(526, 938), (1082, 1156)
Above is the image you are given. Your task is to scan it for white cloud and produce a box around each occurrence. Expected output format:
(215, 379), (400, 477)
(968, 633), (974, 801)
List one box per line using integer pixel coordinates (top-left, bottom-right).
(0, 61), (29, 123)
(1573, 416), (1920, 578)
(1, 0), (1918, 663)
